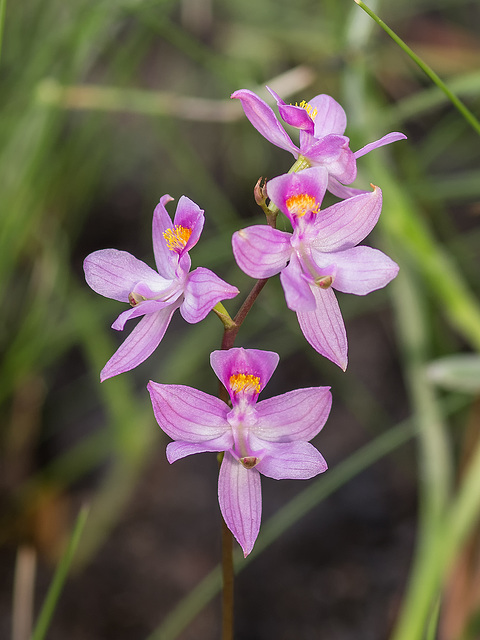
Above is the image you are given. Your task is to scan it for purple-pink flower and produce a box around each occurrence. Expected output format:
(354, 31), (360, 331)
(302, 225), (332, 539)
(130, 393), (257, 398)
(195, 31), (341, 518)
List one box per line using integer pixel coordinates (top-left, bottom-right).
(148, 347), (331, 556)
(84, 195), (239, 381)
(231, 87), (406, 198)
(232, 167), (399, 370)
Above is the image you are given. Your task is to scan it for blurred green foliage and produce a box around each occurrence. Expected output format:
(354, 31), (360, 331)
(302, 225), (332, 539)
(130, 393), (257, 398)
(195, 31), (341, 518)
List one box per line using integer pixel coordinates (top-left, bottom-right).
(1, 0), (480, 638)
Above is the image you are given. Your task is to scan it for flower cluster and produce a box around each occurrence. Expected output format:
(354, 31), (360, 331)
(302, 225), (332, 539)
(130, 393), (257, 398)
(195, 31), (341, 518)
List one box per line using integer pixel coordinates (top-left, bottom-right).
(84, 87), (405, 556)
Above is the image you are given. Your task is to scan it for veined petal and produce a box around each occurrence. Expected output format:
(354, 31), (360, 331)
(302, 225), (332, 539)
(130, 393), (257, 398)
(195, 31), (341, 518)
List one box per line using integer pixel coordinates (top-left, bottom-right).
(311, 185), (383, 252)
(210, 348), (279, 403)
(231, 89), (300, 156)
(266, 167), (329, 225)
(166, 437), (233, 463)
(296, 286), (348, 370)
(111, 298), (177, 330)
(300, 134), (356, 184)
(173, 195), (205, 253)
(354, 132), (407, 159)
(152, 195), (178, 279)
(279, 253), (316, 312)
(254, 387), (332, 442)
(181, 267), (239, 323)
(255, 440), (327, 480)
(310, 94), (347, 137)
(313, 246), (399, 295)
(232, 226), (292, 278)
(327, 177), (367, 199)
(84, 249), (167, 303)
(100, 304), (178, 381)
(266, 87), (315, 134)
(218, 451), (261, 557)
(147, 382), (232, 442)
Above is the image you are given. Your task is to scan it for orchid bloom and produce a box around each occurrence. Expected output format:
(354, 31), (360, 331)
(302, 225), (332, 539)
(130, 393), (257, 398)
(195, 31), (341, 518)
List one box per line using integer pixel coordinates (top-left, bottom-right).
(84, 195), (239, 381)
(231, 87), (406, 198)
(232, 167), (399, 370)
(148, 347), (331, 556)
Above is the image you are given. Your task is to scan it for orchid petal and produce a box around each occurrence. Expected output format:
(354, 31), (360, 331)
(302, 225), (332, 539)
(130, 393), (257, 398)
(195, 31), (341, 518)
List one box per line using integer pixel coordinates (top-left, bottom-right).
(231, 89), (300, 156)
(311, 185), (383, 252)
(279, 253), (316, 312)
(147, 382), (232, 443)
(266, 167), (329, 224)
(309, 94), (347, 137)
(300, 133), (356, 184)
(181, 267), (239, 323)
(111, 298), (177, 330)
(327, 177), (367, 199)
(312, 246), (399, 295)
(296, 286), (348, 370)
(218, 451), (261, 557)
(255, 440), (328, 480)
(232, 226), (292, 278)
(254, 387), (332, 442)
(266, 86), (315, 133)
(100, 304), (178, 381)
(173, 195), (205, 253)
(84, 249), (168, 303)
(166, 438), (233, 463)
(210, 348), (279, 401)
(152, 195), (178, 279)
(354, 132), (407, 159)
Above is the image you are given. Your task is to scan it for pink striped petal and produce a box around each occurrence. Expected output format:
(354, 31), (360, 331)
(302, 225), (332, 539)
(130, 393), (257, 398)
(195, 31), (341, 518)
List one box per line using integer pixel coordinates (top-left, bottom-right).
(218, 452), (261, 557)
(100, 304), (178, 381)
(210, 348), (279, 402)
(296, 286), (348, 370)
(152, 195), (177, 279)
(231, 89), (299, 156)
(147, 382), (231, 442)
(173, 195), (205, 253)
(232, 226), (292, 278)
(254, 387), (332, 442)
(279, 253), (316, 312)
(181, 268), (239, 324)
(266, 167), (329, 225)
(84, 249), (168, 302)
(310, 94), (347, 137)
(255, 440), (328, 480)
(311, 186), (383, 252)
(354, 132), (407, 159)
(300, 133), (356, 184)
(166, 438), (233, 463)
(312, 246), (399, 295)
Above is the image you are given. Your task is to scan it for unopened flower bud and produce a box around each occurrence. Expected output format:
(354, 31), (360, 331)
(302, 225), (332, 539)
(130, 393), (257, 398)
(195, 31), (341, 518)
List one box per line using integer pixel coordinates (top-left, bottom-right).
(254, 177), (268, 208)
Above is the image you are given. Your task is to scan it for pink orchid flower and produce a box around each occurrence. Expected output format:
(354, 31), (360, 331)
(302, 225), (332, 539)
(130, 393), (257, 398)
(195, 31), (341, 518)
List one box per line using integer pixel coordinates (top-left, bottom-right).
(84, 195), (238, 381)
(148, 347), (331, 556)
(232, 167), (399, 369)
(231, 87), (406, 198)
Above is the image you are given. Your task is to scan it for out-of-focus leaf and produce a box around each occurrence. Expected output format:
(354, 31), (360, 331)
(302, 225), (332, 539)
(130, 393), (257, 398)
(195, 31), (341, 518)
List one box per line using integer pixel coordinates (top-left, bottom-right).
(427, 354), (480, 393)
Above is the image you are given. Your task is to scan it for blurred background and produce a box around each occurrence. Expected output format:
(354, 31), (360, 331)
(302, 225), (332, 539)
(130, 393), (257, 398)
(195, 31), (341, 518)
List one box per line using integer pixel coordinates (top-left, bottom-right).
(1, 0), (480, 638)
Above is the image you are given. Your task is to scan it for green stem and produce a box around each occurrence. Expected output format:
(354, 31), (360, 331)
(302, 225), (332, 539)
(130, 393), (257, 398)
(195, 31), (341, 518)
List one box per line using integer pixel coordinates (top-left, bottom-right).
(31, 506), (89, 640)
(353, 0), (480, 136)
(0, 0), (6, 67)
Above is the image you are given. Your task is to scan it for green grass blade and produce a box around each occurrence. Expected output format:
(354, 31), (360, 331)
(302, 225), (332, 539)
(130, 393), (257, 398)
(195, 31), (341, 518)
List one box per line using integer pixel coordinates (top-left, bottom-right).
(353, 0), (480, 136)
(31, 505), (89, 640)
(0, 0), (6, 66)
(146, 417), (417, 640)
